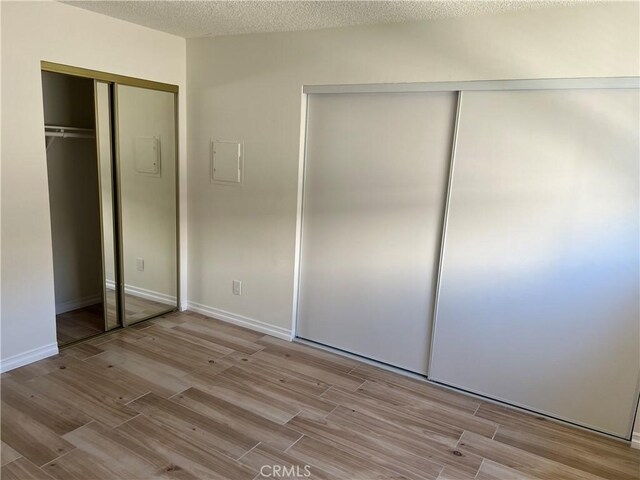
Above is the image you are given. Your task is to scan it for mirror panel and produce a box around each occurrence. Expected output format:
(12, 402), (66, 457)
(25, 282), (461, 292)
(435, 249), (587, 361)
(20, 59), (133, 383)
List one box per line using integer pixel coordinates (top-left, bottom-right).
(116, 84), (177, 324)
(95, 81), (119, 330)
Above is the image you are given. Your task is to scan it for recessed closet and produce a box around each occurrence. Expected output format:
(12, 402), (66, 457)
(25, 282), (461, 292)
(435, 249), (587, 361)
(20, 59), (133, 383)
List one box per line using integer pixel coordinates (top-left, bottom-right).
(42, 64), (179, 346)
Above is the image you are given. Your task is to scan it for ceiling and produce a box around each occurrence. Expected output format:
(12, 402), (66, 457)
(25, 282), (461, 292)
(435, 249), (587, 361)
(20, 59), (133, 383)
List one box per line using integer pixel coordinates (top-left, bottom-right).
(62, 0), (586, 39)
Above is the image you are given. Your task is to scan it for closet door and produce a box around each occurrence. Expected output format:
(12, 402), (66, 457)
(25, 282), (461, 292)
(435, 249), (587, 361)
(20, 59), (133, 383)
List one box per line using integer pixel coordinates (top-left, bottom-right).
(430, 89), (640, 437)
(95, 81), (119, 330)
(297, 92), (457, 374)
(115, 85), (178, 324)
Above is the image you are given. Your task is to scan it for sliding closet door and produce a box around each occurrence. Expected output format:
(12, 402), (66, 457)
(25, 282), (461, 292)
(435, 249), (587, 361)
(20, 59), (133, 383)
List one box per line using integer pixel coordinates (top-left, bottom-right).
(116, 85), (177, 324)
(430, 89), (640, 437)
(297, 92), (457, 374)
(95, 82), (119, 330)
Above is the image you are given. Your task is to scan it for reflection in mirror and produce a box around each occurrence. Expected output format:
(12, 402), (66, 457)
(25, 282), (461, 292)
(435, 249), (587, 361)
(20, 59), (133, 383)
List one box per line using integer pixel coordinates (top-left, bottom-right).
(116, 85), (177, 324)
(95, 82), (119, 330)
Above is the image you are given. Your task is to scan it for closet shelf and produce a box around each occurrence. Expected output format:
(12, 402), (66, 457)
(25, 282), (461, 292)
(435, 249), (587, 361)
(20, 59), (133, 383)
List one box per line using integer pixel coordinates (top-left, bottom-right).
(45, 125), (95, 138)
(44, 125), (95, 150)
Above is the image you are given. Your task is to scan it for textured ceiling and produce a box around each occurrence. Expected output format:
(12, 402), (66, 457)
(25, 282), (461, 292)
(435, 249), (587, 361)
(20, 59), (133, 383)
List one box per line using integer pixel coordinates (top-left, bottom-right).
(62, 0), (586, 39)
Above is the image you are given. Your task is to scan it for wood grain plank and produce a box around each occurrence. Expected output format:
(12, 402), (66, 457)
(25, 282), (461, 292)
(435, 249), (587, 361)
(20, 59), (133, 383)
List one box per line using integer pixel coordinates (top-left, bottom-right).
(321, 386), (463, 447)
(474, 460), (538, 480)
(1, 457), (56, 480)
(257, 336), (360, 372)
(171, 322), (265, 355)
(128, 325), (233, 366)
(251, 348), (365, 391)
(1, 384), (90, 436)
(456, 431), (610, 480)
(288, 434), (413, 480)
(219, 366), (336, 419)
(186, 313), (267, 342)
(62, 421), (195, 479)
(221, 352), (332, 397)
(237, 442), (338, 480)
(350, 363), (481, 414)
(59, 342), (104, 361)
(115, 414), (256, 480)
(26, 371), (139, 428)
(0, 400), (75, 467)
(493, 425), (640, 480)
(475, 402), (640, 463)
(171, 387), (302, 451)
(357, 380), (498, 438)
(329, 406), (482, 477)
(128, 392), (259, 459)
(1, 441), (22, 467)
(288, 407), (446, 480)
(90, 340), (193, 395)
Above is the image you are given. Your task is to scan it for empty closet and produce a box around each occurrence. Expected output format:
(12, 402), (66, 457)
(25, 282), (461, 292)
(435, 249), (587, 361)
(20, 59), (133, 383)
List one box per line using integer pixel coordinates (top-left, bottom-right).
(296, 79), (640, 439)
(42, 63), (178, 346)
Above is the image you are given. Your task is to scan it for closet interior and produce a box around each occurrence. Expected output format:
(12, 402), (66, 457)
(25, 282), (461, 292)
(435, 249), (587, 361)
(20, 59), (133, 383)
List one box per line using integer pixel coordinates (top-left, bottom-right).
(42, 65), (178, 346)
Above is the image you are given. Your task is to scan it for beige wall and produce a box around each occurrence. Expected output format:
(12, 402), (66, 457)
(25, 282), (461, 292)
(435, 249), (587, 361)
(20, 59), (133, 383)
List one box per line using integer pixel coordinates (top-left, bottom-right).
(0, 0), (187, 368)
(186, 2), (639, 334)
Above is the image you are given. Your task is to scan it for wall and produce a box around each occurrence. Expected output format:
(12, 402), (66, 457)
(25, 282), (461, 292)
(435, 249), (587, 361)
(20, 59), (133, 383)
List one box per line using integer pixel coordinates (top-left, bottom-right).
(186, 2), (639, 337)
(46, 139), (103, 313)
(0, 0), (187, 371)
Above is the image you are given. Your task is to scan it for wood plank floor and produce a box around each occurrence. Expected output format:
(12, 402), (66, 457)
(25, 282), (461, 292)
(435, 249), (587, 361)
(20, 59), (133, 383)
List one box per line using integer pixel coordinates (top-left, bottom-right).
(2, 311), (638, 480)
(56, 292), (172, 346)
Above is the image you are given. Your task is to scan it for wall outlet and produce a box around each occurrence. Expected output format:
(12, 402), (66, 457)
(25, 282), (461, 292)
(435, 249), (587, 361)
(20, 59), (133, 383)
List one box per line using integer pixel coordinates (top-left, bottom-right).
(232, 280), (242, 295)
(136, 258), (144, 272)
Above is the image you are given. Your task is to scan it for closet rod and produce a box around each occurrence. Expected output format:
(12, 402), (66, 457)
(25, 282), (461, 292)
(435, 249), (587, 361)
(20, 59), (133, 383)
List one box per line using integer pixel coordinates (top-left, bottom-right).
(44, 125), (95, 151)
(45, 125), (96, 139)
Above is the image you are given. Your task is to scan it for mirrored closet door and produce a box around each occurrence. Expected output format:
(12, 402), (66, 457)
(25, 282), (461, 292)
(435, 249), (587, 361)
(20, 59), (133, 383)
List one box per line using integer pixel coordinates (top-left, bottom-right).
(95, 81), (120, 331)
(116, 85), (178, 324)
(42, 63), (178, 345)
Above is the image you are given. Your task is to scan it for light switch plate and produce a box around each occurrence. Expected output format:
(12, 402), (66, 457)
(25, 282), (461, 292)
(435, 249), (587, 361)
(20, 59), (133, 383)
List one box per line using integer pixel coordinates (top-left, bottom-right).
(211, 140), (243, 185)
(134, 136), (161, 177)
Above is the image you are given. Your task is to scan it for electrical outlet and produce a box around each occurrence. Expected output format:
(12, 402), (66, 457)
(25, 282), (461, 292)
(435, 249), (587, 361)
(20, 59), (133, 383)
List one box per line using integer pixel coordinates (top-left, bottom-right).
(232, 280), (242, 295)
(136, 258), (144, 272)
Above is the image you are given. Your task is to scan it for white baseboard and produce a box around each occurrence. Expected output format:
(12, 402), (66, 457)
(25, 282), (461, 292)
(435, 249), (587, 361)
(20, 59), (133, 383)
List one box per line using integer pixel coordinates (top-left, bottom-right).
(56, 293), (102, 315)
(0, 343), (59, 373)
(124, 284), (176, 306)
(632, 432), (640, 450)
(105, 280), (176, 306)
(187, 301), (292, 341)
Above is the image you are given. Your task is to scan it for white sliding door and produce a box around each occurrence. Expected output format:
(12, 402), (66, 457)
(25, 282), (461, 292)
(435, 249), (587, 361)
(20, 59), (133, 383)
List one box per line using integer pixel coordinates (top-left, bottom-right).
(430, 89), (640, 437)
(297, 92), (457, 374)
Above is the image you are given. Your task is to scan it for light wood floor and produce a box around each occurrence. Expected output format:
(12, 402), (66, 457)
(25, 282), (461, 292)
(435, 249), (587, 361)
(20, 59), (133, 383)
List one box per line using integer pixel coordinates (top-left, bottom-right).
(56, 304), (105, 345)
(2, 311), (638, 480)
(56, 292), (172, 345)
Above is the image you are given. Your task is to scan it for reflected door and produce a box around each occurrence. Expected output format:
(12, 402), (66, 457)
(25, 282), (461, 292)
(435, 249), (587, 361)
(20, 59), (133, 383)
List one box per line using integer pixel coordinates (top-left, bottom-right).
(116, 85), (177, 324)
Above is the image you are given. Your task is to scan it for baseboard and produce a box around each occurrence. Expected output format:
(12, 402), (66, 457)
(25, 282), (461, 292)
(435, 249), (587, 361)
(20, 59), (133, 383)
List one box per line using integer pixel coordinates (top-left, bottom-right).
(187, 301), (292, 341)
(56, 294), (102, 315)
(124, 284), (176, 306)
(105, 280), (176, 306)
(632, 432), (640, 449)
(0, 343), (59, 373)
